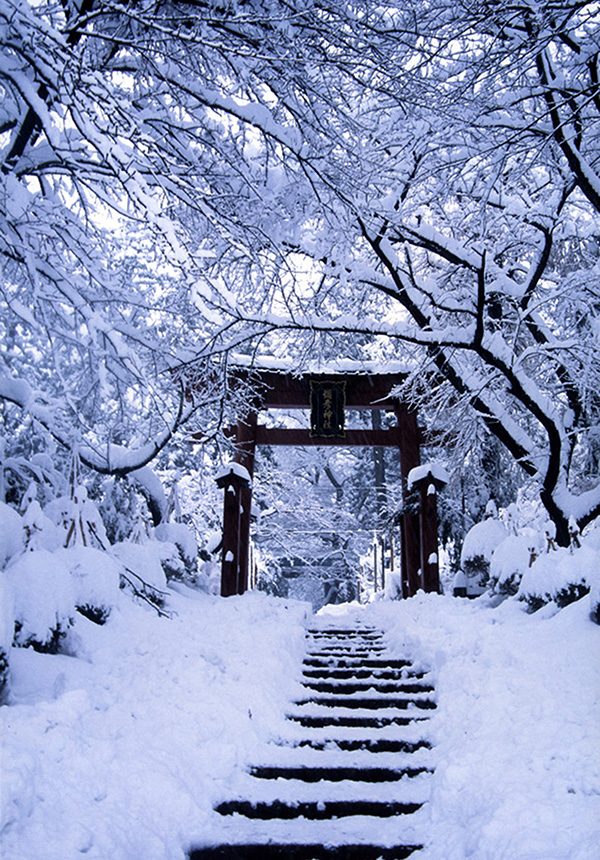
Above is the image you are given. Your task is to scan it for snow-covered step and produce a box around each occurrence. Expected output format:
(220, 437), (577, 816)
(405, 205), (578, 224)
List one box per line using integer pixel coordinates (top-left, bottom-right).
(250, 745), (435, 769)
(193, 808), (429, 843)
(189, 810), (428, 857)
(303, 657), (412, 669)
(248, 764), (432, 783)
(274, 722), (433, 746)
(301, 680), (434, 695)
(215, 797), (424, 820)
(287, 712), (428, 728)
(306, 627), (381, 635)
(306, 644), (387, 653)
(307, 636), (384, 644)
(306, 639), (384, 648)
(289, 737), (432, 754)
(301, 667), (427, 680)
(306, 638), (386, 647)
(224, 774), (432, 806)
(189, 844), (421, 859)
(293, 695), (436, 711)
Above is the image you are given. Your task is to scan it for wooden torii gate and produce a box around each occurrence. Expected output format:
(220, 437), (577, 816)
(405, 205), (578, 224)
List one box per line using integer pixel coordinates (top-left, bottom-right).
(215, 370), (443, 599)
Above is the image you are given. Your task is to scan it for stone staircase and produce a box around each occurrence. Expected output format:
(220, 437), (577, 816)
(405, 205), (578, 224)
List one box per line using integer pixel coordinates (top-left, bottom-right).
(188, 622), (436, 859)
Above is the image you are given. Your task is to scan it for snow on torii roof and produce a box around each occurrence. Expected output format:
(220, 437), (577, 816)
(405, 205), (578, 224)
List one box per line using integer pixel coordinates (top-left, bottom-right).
(228, 354), (411, 410)
(229, 353), (412, 377)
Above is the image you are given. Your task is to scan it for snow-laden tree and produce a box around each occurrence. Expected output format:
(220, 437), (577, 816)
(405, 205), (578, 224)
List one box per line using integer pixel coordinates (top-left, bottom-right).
(2, 0), (599, 543)
(0, 0), (327, 471)
(192, 1), (600, 544)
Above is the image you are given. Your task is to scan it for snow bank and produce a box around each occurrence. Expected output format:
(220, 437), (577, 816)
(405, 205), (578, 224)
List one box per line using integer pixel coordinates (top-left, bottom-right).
(1, 590), (310, 860)
(0, 575), (13, 700)
(362, 592), (600, 860)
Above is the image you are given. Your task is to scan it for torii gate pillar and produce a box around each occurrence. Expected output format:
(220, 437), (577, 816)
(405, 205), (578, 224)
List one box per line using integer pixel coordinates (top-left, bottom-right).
(215, 412), (257, 598)
(394, 403), (422, 598)
(409, 467), (448, 594)
(234, 410), (257, 595)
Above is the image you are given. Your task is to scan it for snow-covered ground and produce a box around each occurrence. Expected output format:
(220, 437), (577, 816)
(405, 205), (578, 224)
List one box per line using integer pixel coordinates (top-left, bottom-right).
(1, 587), (599, 860)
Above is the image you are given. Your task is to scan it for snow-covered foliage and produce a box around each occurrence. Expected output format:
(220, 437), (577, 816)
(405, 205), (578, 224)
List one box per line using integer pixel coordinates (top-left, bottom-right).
(112, 541), (168, 600)
(460, 513), (508, 594)
(518, 546), (599, 612)
(129, 468), (169, 527)
(488, 531), (541, 596)
(5, 550), (74, 652)
(57, 547), (121, 625)
(98, 478), (141, 545)
(155, 522), (198, 573)
(0, 472), (192, 662)
(0, 575), (13, 702)
(590, 575), (600, 626)
(0, 501), (23, 567)
(21, 497), (62, 552)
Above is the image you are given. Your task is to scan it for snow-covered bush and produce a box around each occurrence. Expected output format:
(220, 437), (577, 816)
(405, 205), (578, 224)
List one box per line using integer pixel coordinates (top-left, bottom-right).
(518, 545), (598, 612)
(256, 558), (287, 598)
(58, 546), (122, 624)
(21, 494), (62, 552)
(488, 530), (541, 596)
(97, 477), (139, 544)
(63, 485), (109, 549)
(0, 501), (23, 567)
(154, 522), (198, 583)
(113, 540), (168, 606)
(589, 576), (600, 625)
(5, 549), (75, 652)
(580, 525), (600, 625)
(153, 538), (187, 582)
(460, 504), (507, 596)
(44, 495), (76, 540)
(0, 575), (13, 702)
(197, 558), (221, 595)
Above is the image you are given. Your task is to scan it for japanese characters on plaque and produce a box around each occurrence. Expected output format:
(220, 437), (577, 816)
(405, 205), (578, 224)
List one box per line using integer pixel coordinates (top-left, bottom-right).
(310, 379), (346, 437)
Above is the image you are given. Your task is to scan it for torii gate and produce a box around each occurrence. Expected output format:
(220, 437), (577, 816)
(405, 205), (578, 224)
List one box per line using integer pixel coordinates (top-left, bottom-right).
(214, 370), (443, 599)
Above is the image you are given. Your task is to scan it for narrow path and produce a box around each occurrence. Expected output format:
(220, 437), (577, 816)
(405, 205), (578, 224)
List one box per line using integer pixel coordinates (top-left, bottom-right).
(189, 620), (436, 859)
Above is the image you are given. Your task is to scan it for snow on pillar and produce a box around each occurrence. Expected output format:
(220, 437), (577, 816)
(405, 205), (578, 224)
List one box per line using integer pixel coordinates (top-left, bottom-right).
(394, 403), (422, 598)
